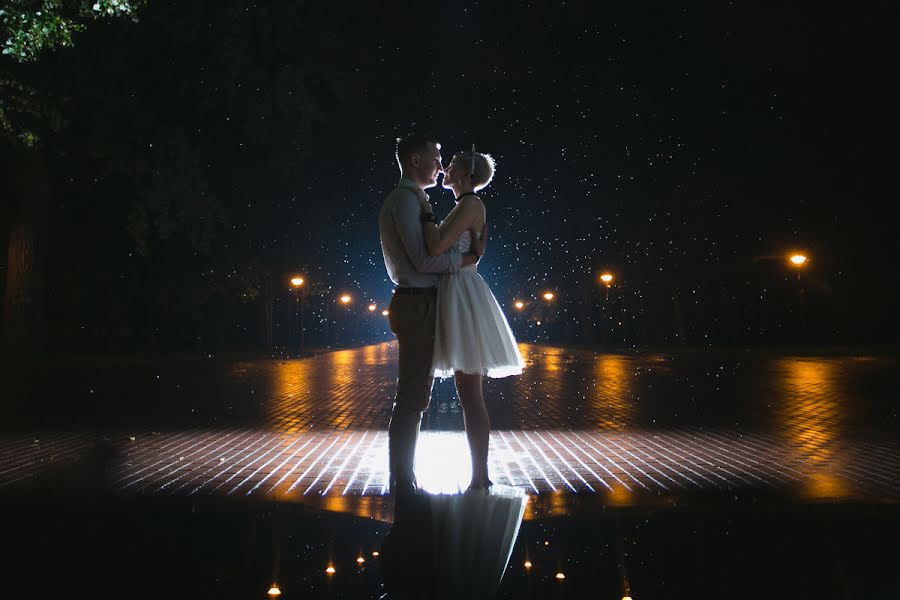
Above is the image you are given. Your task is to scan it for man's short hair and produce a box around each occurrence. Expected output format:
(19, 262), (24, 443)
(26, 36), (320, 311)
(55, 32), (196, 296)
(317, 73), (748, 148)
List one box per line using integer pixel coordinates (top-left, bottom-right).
(395, 133), (440, 167)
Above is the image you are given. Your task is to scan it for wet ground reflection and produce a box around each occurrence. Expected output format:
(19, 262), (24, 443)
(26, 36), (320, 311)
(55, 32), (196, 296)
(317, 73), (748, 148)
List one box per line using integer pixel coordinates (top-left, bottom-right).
(1, 345), (899, 597)
(3, 491), (897, 599)
(2, 344), (898, 437)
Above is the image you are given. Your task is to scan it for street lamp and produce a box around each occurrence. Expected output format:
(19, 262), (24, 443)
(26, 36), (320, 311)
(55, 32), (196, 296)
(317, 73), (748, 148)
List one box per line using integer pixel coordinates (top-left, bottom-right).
(543, 292), (555, 301)
(600, 273), (614, 287)
(290, 276), (306, 355)
(340, 294), (352, 304)
(514, 300), (525, 310)
(789, 253), (808, 268)
(368, 303), (377, 312)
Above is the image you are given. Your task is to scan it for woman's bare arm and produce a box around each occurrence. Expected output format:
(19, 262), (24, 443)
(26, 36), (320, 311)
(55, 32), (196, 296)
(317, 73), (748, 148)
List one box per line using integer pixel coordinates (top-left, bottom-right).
(423, 198), (482, 257)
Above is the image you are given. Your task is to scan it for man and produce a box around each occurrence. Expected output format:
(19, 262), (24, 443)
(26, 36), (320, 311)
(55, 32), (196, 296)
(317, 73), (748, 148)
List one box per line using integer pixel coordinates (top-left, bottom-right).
(378, 133), (485, 501)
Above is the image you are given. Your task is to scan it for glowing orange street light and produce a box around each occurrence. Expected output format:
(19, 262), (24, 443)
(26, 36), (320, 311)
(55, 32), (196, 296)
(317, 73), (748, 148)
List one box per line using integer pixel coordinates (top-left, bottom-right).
(267, 583), (282, 597)
(325, 566), (336, 575)
(524, 561), (533, 569)
(555, 572), (566, 580)
(543, 292), (555, 301)
(340, 294), (352, 304)
(514, 300), (525, 310)
(789, 253), (808, 267)
(290, 276), (305, 288)
(600, 272), (614, 287)
(368, 303), (377, 312)
(381, 309), (389, 317)
(356, 557), (365, 565)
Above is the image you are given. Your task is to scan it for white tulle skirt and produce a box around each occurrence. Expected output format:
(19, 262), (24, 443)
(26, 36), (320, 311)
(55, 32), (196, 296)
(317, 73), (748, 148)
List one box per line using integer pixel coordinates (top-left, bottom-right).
(430, 485), (529, 599)
(433, 267), (526, 379)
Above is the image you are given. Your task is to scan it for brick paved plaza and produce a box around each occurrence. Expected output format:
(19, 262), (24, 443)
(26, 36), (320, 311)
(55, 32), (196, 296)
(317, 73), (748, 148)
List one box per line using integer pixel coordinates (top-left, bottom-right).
(2, 343), (899, 519)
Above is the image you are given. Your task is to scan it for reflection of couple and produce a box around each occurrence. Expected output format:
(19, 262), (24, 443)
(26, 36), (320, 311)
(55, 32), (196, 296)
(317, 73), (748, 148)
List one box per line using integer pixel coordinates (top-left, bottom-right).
(378, 133), (528, 598)
(378, 133), (525, 497)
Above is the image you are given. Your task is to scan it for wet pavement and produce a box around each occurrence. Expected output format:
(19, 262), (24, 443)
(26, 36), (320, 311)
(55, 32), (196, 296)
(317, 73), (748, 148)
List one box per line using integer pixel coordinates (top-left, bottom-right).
(1, 343), (899, 598)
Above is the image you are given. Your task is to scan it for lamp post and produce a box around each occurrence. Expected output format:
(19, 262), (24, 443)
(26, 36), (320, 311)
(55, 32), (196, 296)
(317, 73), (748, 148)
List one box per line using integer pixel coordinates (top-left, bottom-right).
(598, 272), (615, 346)
(541, 291), (555, 341)
(290, 276), (306, 355)
(338, 294), (352, 345)
(788, 253), (809, 337)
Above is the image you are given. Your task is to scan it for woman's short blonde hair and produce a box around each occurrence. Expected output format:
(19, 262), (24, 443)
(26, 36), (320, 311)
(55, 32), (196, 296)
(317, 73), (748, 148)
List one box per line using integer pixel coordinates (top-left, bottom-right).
(453, 150), (496, 191)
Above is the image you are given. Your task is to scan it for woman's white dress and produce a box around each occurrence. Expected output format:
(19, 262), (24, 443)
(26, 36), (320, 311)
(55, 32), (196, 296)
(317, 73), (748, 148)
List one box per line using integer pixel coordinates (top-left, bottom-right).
(433, 228), (526, 379)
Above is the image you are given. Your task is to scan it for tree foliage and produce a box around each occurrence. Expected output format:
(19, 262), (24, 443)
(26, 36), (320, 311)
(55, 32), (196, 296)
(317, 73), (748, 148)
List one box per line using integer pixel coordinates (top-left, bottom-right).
(0, 0), (145, 144)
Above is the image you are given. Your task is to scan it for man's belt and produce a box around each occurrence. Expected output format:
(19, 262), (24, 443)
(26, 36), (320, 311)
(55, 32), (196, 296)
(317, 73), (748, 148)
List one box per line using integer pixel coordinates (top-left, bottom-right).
(393, 287), (437, 296)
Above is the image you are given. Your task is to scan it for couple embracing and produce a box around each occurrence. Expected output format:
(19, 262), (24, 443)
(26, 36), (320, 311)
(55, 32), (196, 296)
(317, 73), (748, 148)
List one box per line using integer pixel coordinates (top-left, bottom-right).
(378, 133), (525, 500)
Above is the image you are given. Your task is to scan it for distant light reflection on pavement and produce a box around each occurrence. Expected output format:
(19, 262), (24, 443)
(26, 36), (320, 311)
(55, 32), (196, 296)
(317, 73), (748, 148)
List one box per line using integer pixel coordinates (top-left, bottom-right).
(2, 343), (899, 519)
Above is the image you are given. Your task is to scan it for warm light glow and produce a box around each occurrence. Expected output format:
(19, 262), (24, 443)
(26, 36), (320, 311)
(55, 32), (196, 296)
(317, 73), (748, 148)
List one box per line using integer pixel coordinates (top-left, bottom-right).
(340, 294), (351, 304)
(543, 292), (555, 301)
(514, 300), (525, 310)
(357, 557), (365, 564)
(325, 566), (336, 574)
(290, 277), (304, 287)
(524, 561), (532, 569)
(536, 320), (542, 326)
(381, 310), (389, 317)
(622, 596), (633, 600)
(368, 304), (377, 312)
(267, 584), (282, 597)
(555, 572), (566, 580)
(372, 551), (380, 557)
(600, 273), (614, 285)
(790, 254), (808, 266)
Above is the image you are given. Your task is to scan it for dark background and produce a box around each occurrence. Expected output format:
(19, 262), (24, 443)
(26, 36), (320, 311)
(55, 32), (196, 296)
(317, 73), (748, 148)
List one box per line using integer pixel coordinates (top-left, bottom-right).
(2, 0), (897, 355)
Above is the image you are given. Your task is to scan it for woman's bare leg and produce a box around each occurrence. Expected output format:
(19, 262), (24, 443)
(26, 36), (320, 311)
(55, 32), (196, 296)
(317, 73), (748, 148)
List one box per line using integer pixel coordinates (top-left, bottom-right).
(455, 370), (492, 488)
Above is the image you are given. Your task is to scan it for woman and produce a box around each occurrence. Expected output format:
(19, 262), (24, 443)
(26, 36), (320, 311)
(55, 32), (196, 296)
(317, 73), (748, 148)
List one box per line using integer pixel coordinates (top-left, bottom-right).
(418, 147), (525, 491)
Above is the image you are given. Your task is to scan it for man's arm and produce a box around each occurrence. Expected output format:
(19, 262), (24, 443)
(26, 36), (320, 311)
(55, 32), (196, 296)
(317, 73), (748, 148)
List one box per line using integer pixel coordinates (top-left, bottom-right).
(393, 193), (463, 274)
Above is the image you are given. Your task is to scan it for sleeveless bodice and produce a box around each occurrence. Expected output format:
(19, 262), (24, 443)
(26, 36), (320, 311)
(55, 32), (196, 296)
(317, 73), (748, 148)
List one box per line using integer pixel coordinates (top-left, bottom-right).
(455, 229), (480, 271)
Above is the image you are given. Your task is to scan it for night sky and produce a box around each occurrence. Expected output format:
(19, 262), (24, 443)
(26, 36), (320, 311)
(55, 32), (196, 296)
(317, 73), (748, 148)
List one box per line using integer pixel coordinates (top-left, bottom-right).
(3, 1), (897, 348)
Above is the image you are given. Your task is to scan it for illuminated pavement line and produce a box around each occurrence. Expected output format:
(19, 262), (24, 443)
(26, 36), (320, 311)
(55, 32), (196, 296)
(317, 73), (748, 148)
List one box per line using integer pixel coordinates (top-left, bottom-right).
(116, 430), (232, 490)
(205, 432), (288, 495)
(4, 428), (900, 503)
(303, 430), (360, 496)
(492, 433), (522, 489)
(661, 430), (784, 487)
(284, 433), (346, 494)
(187, 431), (273, 496)
(537, 430), (610, 492)
(116, 430), (238, 489)
(858, 441), (900, 472)
(265, 434), (333, 495)
(0, 435), (94, 479)
(150, 430), (260, 493)
(0, 433), (86, 469)
(560, 431), (636, 492)
(496, 430), (539, 493)
(608, 433), (702, 490)
(240, 434), (319, 496)
(574, 431), (669, 491)
(521, 431), (579, 492)
(638, 433), (736, 489)
(688, 429), (806, 481)
(346, 430), (382, 496)
(552, 430), (621, 492)
(509, 430), (560, 492)
(322, 430), (371, 496)
(156, 429), (264, 494)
